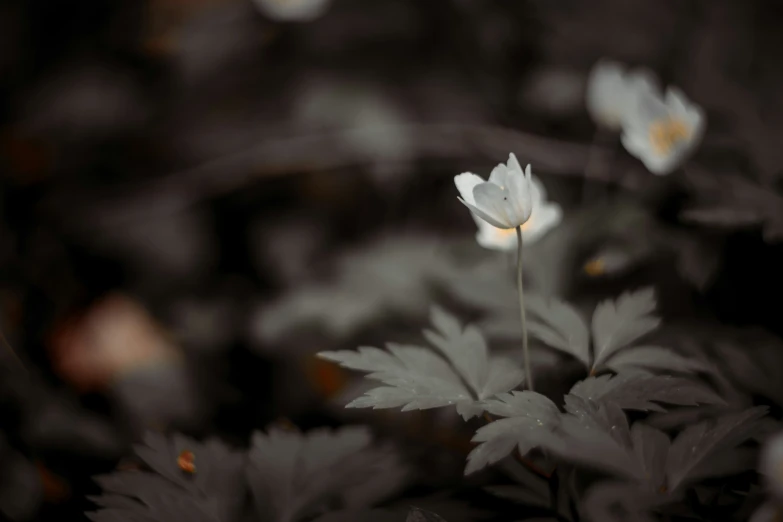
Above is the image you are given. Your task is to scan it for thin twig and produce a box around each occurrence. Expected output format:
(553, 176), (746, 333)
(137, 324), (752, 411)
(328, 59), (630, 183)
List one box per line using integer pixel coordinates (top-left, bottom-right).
(42, 123), (617, 229)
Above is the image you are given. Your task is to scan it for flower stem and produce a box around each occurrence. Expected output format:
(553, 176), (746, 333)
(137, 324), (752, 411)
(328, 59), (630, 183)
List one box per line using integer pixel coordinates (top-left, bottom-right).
(515, 226), (533, 391)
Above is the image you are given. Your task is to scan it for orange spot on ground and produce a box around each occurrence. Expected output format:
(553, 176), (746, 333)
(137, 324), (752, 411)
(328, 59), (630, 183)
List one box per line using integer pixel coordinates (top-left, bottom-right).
(36, 461), (70, 503)
(177, 450), (196, 474)
(306, 357), (349, 398)
(0, 131), (52, 184)
(584, 258), (605, 277)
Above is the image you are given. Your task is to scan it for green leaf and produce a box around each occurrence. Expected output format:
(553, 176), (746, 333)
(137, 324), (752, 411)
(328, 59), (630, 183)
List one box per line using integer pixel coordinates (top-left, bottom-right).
(319, 308), (524, 420)
(424, 306), (488, 393)
(246, 426), (407, 522)
(604, 345), (709, 374)
(541, 401), (644, 480)
(591, 288), (661, 369)
(465, 392), (560, 474)
(582, 481), (662, 522)
(569, 372), (724, 412)
(90, 434), (245, 522)
(631, 424), (670, 492)
(407, 507), (448, 522)
(666, 406), (768, 490)
(525, 294), (591, 367)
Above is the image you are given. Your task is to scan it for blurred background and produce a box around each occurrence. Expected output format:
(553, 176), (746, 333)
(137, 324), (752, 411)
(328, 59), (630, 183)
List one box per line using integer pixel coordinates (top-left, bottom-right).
(2, 0), (783, 520)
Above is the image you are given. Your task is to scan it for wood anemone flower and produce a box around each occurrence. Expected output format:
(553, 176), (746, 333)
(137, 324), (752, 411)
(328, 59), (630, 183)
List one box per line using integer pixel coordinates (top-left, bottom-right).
(454, 153), (535, 230)
(621, 86), (706, 175)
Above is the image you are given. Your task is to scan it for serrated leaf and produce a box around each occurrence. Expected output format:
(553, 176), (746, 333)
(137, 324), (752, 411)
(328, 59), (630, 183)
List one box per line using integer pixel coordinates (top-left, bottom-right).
(631, 424), (670, 492)
(246, 425), (407, 522)
(540, 402), (644, 481)
(591, 288), (661, 369)
(604, 345), (709, 374)
(525, 294), (591, 367)
(88, 494), (144, 510)
(496, 459), (551, 498)
(89, 433), (246, 522)
(87, 481), (220, 522)
(424, 306), (488, 393)
(569, 372), (724, 412)
(407, 507), (448, 522)
(465, 392), (560, 474)
(582, 481), (660, 522)
(319, 345), (472, 413)
(342, 445), (409, 509)
(319, 309), (524, 420)
(132, 433), (245, 503)
(687, 447), (757, 482)
(666, 406), (768, 490)
(93, 471), (175, 498)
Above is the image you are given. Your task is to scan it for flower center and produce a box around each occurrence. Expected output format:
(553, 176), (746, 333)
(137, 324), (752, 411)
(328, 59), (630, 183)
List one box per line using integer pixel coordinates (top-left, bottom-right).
(491, 219), (532, 238)
(648, 118), (692, 156)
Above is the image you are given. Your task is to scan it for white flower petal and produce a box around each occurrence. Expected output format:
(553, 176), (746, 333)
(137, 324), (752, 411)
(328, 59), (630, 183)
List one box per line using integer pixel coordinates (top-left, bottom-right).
(523, 203), (563, 244)
(454, 172), (486, 205)
(507, 153), (523, 176)
(472, 183), (516, 228)
(639, 147), (683, 176)
(529, 175), (547, 204)
(586, 60), (627, 129)
(458, 197), (510, 229)
(620, 129), (652, 157)
(488, 163), (510, 187)
(620, 82), (705, 176)
(504, 167), (533, 225)
(665, 86), (690, 115)
(475, 224), (517, 251)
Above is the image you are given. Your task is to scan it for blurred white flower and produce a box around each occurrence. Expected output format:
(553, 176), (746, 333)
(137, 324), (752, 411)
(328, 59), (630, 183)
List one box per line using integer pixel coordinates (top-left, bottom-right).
(522, 67), (585, 117)
(472, 177), (562, 251)
(585, 59), (658, 130)
(454, 153), (534, 230)
(621, 86), (706, 175)
(252, 0), (331, 22)
(294, 77), (413, 189)
(759, 430), (783, 501)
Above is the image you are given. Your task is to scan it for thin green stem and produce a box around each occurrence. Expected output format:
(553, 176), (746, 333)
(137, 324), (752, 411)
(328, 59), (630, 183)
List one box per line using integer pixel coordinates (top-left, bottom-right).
(515, 226), (533, 391)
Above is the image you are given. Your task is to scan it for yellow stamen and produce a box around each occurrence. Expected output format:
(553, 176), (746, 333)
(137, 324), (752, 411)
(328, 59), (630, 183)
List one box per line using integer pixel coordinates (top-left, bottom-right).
(583, 258), (605, 277)
(648, 118), (691, 156)
(491, 220), (532, 239)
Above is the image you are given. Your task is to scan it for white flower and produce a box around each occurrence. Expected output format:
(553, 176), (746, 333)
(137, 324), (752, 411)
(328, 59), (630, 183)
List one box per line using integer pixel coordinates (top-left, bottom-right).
(760, 430), (783, 502)
(586, 59), (659, 130)
(621, 86), (706, 175)
(472, 177), (562, 251)
(252, 0), (331, 22)
(454, 154), (535, 230)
